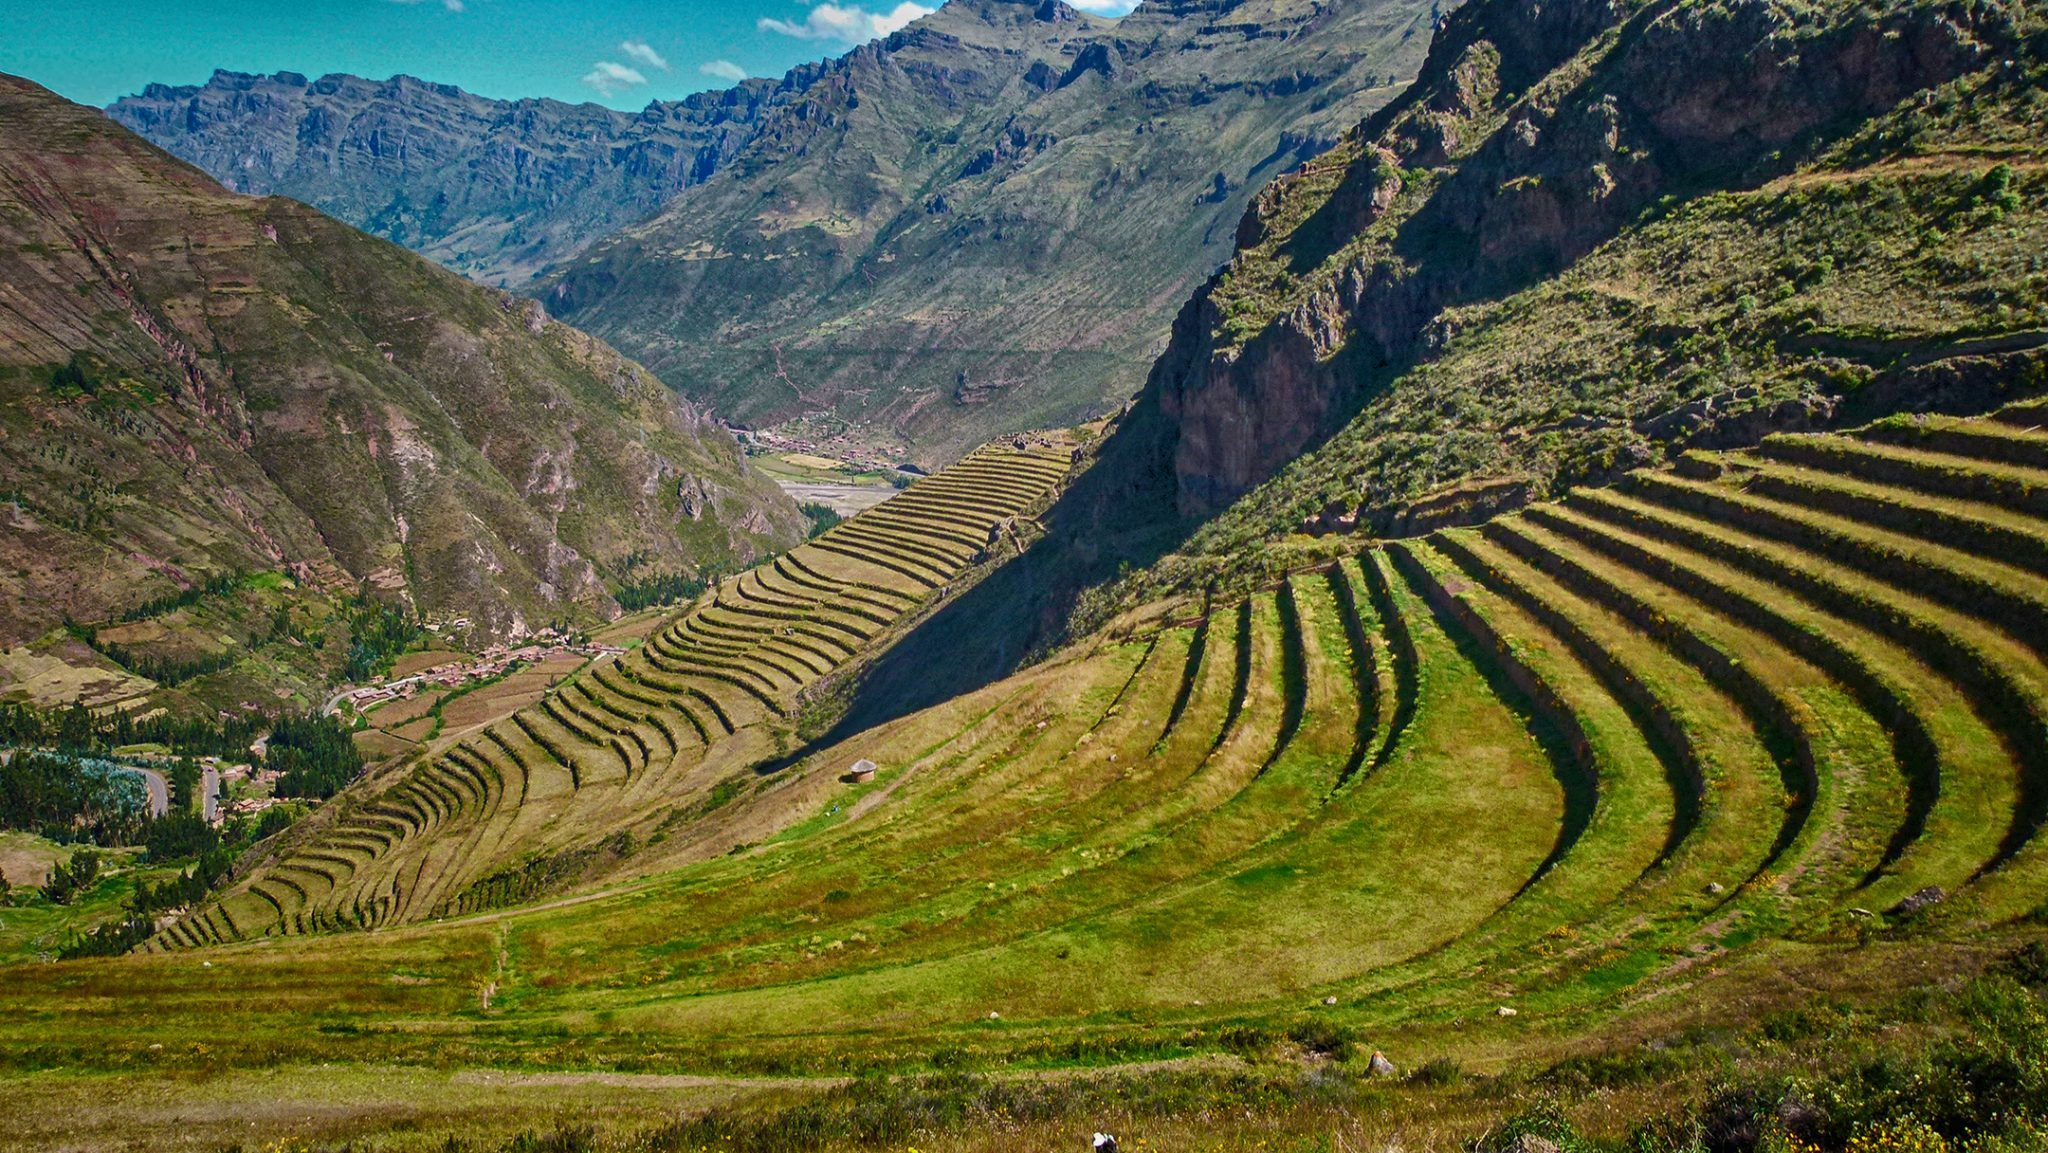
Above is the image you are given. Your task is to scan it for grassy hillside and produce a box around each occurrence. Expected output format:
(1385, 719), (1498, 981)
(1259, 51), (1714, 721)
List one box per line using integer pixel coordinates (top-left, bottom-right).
(5, 404), (2048, 1149)
(7, 1), (2048, 1149)
(0, 76), (803, 691)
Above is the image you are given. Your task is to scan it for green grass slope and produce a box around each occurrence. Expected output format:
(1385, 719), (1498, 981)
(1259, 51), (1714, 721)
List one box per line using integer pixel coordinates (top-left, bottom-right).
(0, 75), (803, 650)
(7, 406), (2048, 1149)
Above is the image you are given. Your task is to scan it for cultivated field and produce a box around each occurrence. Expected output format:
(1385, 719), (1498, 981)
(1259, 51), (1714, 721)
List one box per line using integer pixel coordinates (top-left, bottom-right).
(12, 411), (2048, 1148)
(150, 438), (1079, 947)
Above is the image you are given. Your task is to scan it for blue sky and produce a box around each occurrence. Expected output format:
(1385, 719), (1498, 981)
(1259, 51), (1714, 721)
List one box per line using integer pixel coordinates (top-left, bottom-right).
(0, 0), (1139, 111)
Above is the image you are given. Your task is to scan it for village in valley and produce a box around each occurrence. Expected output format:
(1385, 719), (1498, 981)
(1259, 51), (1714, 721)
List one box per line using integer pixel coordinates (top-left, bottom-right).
(331, 628), (627, 719)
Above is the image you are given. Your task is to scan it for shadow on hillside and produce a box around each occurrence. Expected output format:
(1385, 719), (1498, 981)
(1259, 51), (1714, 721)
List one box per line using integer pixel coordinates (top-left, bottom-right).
(805, 388), (1199, 752)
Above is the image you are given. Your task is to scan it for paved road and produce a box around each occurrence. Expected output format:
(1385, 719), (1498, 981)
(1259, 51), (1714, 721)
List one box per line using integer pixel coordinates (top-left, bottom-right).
(202, 763), (219, 824)
(128, 766), (169, 819)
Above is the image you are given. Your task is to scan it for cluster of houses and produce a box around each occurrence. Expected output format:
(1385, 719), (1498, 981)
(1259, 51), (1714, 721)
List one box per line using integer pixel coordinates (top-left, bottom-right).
(212, 758), (285, 824)
(338, 631), (626, 713)
(731, 423), (916, 476)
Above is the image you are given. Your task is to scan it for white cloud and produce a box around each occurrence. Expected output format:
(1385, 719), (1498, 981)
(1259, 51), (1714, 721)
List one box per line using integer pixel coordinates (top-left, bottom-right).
(758, 2), (935, 42)
(620, 39), (669, 71)
(700, 59), (749, 82)
(1067, 0), (1138, 12)
(581, 61), (649, 97)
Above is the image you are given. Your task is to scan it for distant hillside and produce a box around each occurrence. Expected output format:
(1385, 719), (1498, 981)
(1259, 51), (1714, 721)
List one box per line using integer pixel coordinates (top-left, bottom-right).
(111, 0), (1449, 465)
(0, 75), (804, 653)
(106, 70), (791, 287)
(546, 0), (1446, 465)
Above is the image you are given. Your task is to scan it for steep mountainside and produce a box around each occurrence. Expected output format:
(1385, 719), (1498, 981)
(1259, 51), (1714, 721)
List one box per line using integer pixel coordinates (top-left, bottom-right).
(1064, 0), (2048, 616)
(0, 75), (803, 650)
(106, 71), (791, 286)
(113, 0), (1448, 465)
(548, 0), (1445, 464)
(812, 0), (2046, 734)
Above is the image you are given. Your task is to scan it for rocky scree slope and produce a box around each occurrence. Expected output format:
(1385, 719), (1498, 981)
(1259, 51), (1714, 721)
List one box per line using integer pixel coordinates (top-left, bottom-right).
(0, 76), (803, 647)
(1069, 0), (2048, 611)
(107, 70), (793, 287)
(546, 0), (1448, 465)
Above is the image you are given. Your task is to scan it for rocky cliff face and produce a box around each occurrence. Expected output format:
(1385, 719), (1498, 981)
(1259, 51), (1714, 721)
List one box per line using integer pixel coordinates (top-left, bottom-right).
(1148, 0), (2018, 515)
(0, 76), (803, 646)
(107, 70), (789, 286)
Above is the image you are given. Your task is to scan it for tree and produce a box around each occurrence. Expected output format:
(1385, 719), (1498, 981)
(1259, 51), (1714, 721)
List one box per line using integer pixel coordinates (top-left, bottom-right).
(45, 849), (101, 905)
(168, 757), (201, 814)
(48, 352), (97, 396)
(145, 812), (218, 862)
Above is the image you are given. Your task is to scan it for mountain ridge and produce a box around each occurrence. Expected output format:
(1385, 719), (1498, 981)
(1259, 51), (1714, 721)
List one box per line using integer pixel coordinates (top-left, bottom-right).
(109, 0), (1448, 464)
(106, 67), (792, 286)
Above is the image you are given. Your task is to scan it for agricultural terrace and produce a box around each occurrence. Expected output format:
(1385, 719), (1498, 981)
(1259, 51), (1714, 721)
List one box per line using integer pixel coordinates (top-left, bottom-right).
(6, 405), (2048, 1148)
(70, 398), (2043, 1056)
(150, 438), (1077, 947)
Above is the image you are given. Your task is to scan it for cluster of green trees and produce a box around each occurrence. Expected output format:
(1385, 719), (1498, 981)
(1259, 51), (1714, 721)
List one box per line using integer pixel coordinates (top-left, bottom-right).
(614, 569), (714, 612)
(0, 700), (264, 759)
(42, 849), (101, 905)
(87, 641), (240, 687)
(0, 751), (149, 847)
(343, 595), (424, 682)
(3, 696), (361, 815)
(45, 352), (99, 397)
(801, 502), (843, 538)
(269, 712), (366, 800)
(113, 571), (242, 623)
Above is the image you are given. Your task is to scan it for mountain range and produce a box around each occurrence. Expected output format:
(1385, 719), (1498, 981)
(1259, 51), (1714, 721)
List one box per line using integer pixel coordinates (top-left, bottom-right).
(108, 0), (1449, 464)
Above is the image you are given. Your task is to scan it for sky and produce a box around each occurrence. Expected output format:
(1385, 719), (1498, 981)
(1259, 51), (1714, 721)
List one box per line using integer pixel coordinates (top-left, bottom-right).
(0, 0), (1140, 112)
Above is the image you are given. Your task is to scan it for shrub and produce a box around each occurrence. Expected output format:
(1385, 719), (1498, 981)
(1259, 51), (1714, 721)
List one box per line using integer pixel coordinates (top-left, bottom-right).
(1285, 1016), (1354, 1057)
(1541, 1047), (1687, 1093)
(47, 353), (96, 396)
(1994, 942), (2048, 987)
(58, 915), (154, 959)
(1471, 1101), (1593, 1153)
(43, 849), (101, 905)
(251, 804), (301, 843)
(1218, 1024), (1273, 1057)
(800, 502), (843, 537)
(1407, 1057), (1464, 1087)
